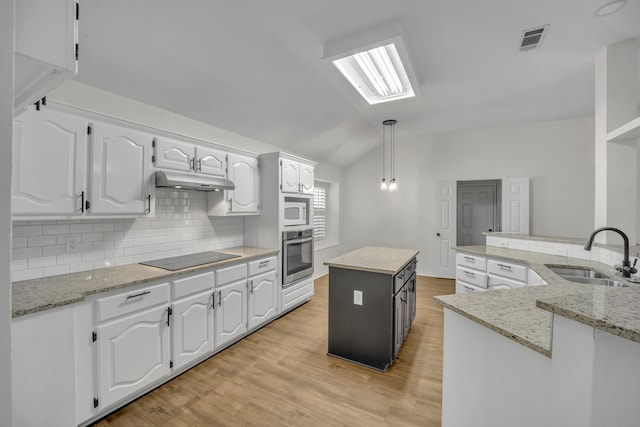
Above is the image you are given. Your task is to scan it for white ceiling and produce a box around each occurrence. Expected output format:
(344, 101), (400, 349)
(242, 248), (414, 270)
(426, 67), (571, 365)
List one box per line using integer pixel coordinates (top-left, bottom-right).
(76, 0), (640, 167)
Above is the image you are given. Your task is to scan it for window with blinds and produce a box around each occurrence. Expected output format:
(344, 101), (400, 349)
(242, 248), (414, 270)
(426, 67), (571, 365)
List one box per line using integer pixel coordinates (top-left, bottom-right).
(313, 184), (327, 242)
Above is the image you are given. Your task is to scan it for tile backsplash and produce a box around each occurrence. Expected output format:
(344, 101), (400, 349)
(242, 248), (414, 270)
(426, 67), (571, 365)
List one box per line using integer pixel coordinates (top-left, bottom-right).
(12, 189), (244, 282)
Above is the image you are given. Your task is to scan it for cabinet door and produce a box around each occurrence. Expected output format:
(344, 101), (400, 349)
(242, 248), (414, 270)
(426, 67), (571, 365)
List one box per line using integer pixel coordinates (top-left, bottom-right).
(154, 136), (194, 172)
(408, 275), (417, 325)
(14, 0), (78, 111)
(248, 270), (278, 330)
(281, 158), (300, 193)
(13, 108), (87, 215)
(90, 121), (153, 214)
(196, 146), (227, 177)
(97, 305), (171, 409)
(215, 280), (248, 349)
(172, 291), (215, 371)
(299, 162), (314, 194)
(393, 290), (405, 358)
(228, 153), (259, 213)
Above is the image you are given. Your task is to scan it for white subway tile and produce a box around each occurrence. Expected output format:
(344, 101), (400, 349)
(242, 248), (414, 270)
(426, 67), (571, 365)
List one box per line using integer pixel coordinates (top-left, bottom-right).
(27, 235), (57, 247)
(115, 256), (134, 266)
(57, 254), (82, 265)
(82, 232), (104, 243)
(69, 262), (94, 274)
(11, 259), (28, 271)
(43, 224), (70, 235)
(13, 237), (27, 249)
(43, 245), (67, 257)
(82, 251), (105, 262)
(28, 256), (57, 269)
(70, 223), (94, 233)
(12, 269), (43, 282)
(93, 223), (115, 232)
(43, 265), (70, 278)
(14, 225), (43, 237)
(13, 247), (43, 260)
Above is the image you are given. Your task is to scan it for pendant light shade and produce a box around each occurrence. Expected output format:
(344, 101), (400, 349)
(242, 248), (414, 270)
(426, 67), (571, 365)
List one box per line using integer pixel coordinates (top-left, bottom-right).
(380, 119), (397, 191)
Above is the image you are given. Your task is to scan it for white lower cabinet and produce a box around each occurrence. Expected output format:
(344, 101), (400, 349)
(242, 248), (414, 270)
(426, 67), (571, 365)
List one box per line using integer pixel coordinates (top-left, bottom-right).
(12, 305), (78, 427)
(172, 290), (215, 371)
(97, 304), (171, 409)
(12, 254), (311, 426)
(248, 269), (278, 330)
(215, 280), (248, 348)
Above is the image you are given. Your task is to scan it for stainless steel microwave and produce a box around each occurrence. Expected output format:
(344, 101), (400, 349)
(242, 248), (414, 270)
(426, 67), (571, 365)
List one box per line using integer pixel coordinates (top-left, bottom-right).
(283, 201), (307, 226)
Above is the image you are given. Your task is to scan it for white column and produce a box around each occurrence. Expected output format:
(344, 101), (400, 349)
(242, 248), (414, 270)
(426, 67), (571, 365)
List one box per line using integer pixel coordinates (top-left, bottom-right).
(594, 39), (639, 244)
(0, 1), (14, 426)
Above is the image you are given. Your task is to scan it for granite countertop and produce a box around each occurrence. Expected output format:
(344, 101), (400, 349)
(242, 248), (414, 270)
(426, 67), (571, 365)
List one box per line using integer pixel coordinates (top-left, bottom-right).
(12, 246), (279, 318)
(434, 245), (640, 357)
(324, 246), (419, 275)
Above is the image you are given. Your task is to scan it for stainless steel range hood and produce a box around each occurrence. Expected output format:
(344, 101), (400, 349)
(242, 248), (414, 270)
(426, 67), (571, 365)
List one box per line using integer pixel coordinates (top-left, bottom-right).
(155, 170), (235, 191)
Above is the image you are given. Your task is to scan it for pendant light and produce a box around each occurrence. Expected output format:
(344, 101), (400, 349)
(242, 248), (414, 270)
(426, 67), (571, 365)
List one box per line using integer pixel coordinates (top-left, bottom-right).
(380, 119), (397, 191)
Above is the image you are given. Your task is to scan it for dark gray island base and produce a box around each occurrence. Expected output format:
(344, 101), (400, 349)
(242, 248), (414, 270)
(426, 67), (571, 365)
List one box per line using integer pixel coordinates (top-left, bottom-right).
(324, 247), (419, 371)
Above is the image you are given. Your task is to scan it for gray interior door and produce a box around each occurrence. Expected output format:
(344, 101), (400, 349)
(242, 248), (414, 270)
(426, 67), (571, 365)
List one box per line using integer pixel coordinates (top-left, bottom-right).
(457, 181), (500, 246)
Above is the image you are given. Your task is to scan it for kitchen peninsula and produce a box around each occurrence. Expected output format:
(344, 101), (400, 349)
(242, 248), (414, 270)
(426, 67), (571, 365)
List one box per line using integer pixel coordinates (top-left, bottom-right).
(434, 233), (640, 427)
(324, 247), (418, 371)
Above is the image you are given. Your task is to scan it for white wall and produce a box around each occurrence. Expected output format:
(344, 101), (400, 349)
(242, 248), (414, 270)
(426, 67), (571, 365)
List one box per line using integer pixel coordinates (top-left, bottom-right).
(1, 1), (13, 425)
(342, 117), (595, 276)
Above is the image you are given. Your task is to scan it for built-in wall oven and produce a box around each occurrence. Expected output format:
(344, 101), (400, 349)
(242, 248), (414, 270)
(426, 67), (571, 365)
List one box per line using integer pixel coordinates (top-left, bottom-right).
(282, 228), (314, 286)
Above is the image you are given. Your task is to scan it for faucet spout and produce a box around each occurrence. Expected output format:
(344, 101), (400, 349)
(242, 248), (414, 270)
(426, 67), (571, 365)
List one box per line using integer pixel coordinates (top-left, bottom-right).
(584, 227), (634, 278)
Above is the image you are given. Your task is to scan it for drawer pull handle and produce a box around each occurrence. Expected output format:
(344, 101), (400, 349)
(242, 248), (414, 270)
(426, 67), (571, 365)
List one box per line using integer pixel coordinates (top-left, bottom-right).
(497, 264), (512, 271)
(463, 256), (475, 263)
(259, 260), (269, 266)
(126, 290), (151, 300)
(464, 271), (475, 278)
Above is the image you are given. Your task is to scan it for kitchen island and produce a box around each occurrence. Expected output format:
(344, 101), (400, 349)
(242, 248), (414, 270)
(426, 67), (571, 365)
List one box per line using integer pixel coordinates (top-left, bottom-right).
(434, 235), (640, 427)
(324, 247), (419, 371)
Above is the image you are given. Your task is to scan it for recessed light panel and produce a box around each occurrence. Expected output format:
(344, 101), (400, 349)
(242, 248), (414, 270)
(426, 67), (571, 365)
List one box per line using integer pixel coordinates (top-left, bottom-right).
(332, 43), (416, 105)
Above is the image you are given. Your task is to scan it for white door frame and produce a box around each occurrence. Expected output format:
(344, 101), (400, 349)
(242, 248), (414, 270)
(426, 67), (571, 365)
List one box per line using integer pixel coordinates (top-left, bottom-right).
(435, 177), (529, 279)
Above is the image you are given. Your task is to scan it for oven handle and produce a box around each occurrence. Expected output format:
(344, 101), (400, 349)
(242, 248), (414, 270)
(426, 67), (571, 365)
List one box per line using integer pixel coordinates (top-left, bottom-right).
(284, 236), (313, 245)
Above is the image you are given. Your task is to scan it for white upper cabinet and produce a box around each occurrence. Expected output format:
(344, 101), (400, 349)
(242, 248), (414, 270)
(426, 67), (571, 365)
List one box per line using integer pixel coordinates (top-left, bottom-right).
(154, 136), (227, 178)
(154, 137), (193, 172)
(90, 121), (153, 215)
(14, 0), (78, 112)
(12, 108), (87, 215)
(197, 146), (226, 177)
(228, 153), (259, 213)
(208, 152), (259, 216)
(281, 158), (314, 194)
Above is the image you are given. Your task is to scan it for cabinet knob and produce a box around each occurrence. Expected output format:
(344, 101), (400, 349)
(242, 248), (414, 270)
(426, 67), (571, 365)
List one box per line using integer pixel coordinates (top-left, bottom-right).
(436, 233), (441, 237)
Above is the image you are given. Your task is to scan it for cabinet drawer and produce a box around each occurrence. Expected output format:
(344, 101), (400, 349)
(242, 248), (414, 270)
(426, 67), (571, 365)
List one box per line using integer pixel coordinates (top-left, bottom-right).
(488, 275), (526, 290)
(215, 263), (247, 287)
(456, 267), (487, 288)
(173, 271), (214, 300)
(456, 253), (487, 271)
(487, 259), (527, 282)
(282, 280), (314, 311)
(456, 281), (486, 294)
(248, 256), (277, 276)
(97, 282), (170, 323)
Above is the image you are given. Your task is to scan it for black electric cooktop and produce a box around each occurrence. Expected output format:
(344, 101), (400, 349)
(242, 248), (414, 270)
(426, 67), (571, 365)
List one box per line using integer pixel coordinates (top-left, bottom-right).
(139, 251), (240, 271)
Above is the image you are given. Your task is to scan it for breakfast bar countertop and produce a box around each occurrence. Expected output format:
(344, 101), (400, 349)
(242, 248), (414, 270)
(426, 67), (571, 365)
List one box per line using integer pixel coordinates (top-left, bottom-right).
(433, 245), (640, 357)
(12, 246), (279, 318)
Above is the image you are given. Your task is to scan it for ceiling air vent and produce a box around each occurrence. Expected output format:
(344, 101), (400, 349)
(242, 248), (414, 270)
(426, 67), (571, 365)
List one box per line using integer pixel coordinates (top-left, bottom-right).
(519, 25), (549, 52)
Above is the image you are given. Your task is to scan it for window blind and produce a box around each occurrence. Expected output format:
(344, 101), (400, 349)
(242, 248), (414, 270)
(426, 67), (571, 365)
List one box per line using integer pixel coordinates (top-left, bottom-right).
(313, 184), (327, 242)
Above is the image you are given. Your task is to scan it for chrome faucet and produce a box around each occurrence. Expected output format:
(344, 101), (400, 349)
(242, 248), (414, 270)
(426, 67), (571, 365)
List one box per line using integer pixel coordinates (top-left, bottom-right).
(584, 227), (637, 278)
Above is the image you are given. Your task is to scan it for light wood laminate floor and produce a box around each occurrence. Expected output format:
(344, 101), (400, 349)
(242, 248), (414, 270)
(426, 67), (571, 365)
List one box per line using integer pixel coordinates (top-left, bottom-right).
(91, 275), (454, 426)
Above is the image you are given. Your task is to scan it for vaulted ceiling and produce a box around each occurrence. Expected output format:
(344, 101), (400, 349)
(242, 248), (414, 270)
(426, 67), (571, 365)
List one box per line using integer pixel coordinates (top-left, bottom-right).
(76, 0), (640, 167)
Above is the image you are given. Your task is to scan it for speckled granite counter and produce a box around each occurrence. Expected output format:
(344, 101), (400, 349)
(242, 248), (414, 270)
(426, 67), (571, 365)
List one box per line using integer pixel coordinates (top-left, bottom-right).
(434, 245), (640, 357)
(323, 246), (419, 275)
(12, 246), (278, 318)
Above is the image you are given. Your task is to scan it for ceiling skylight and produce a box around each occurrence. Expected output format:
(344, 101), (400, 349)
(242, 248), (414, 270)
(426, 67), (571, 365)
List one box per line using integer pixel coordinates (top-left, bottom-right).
(332, 43), (416, 105)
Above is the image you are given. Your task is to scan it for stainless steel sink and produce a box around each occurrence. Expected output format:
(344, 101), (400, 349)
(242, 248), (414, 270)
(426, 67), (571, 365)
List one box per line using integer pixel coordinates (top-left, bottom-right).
(545, 265), (630, 287)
